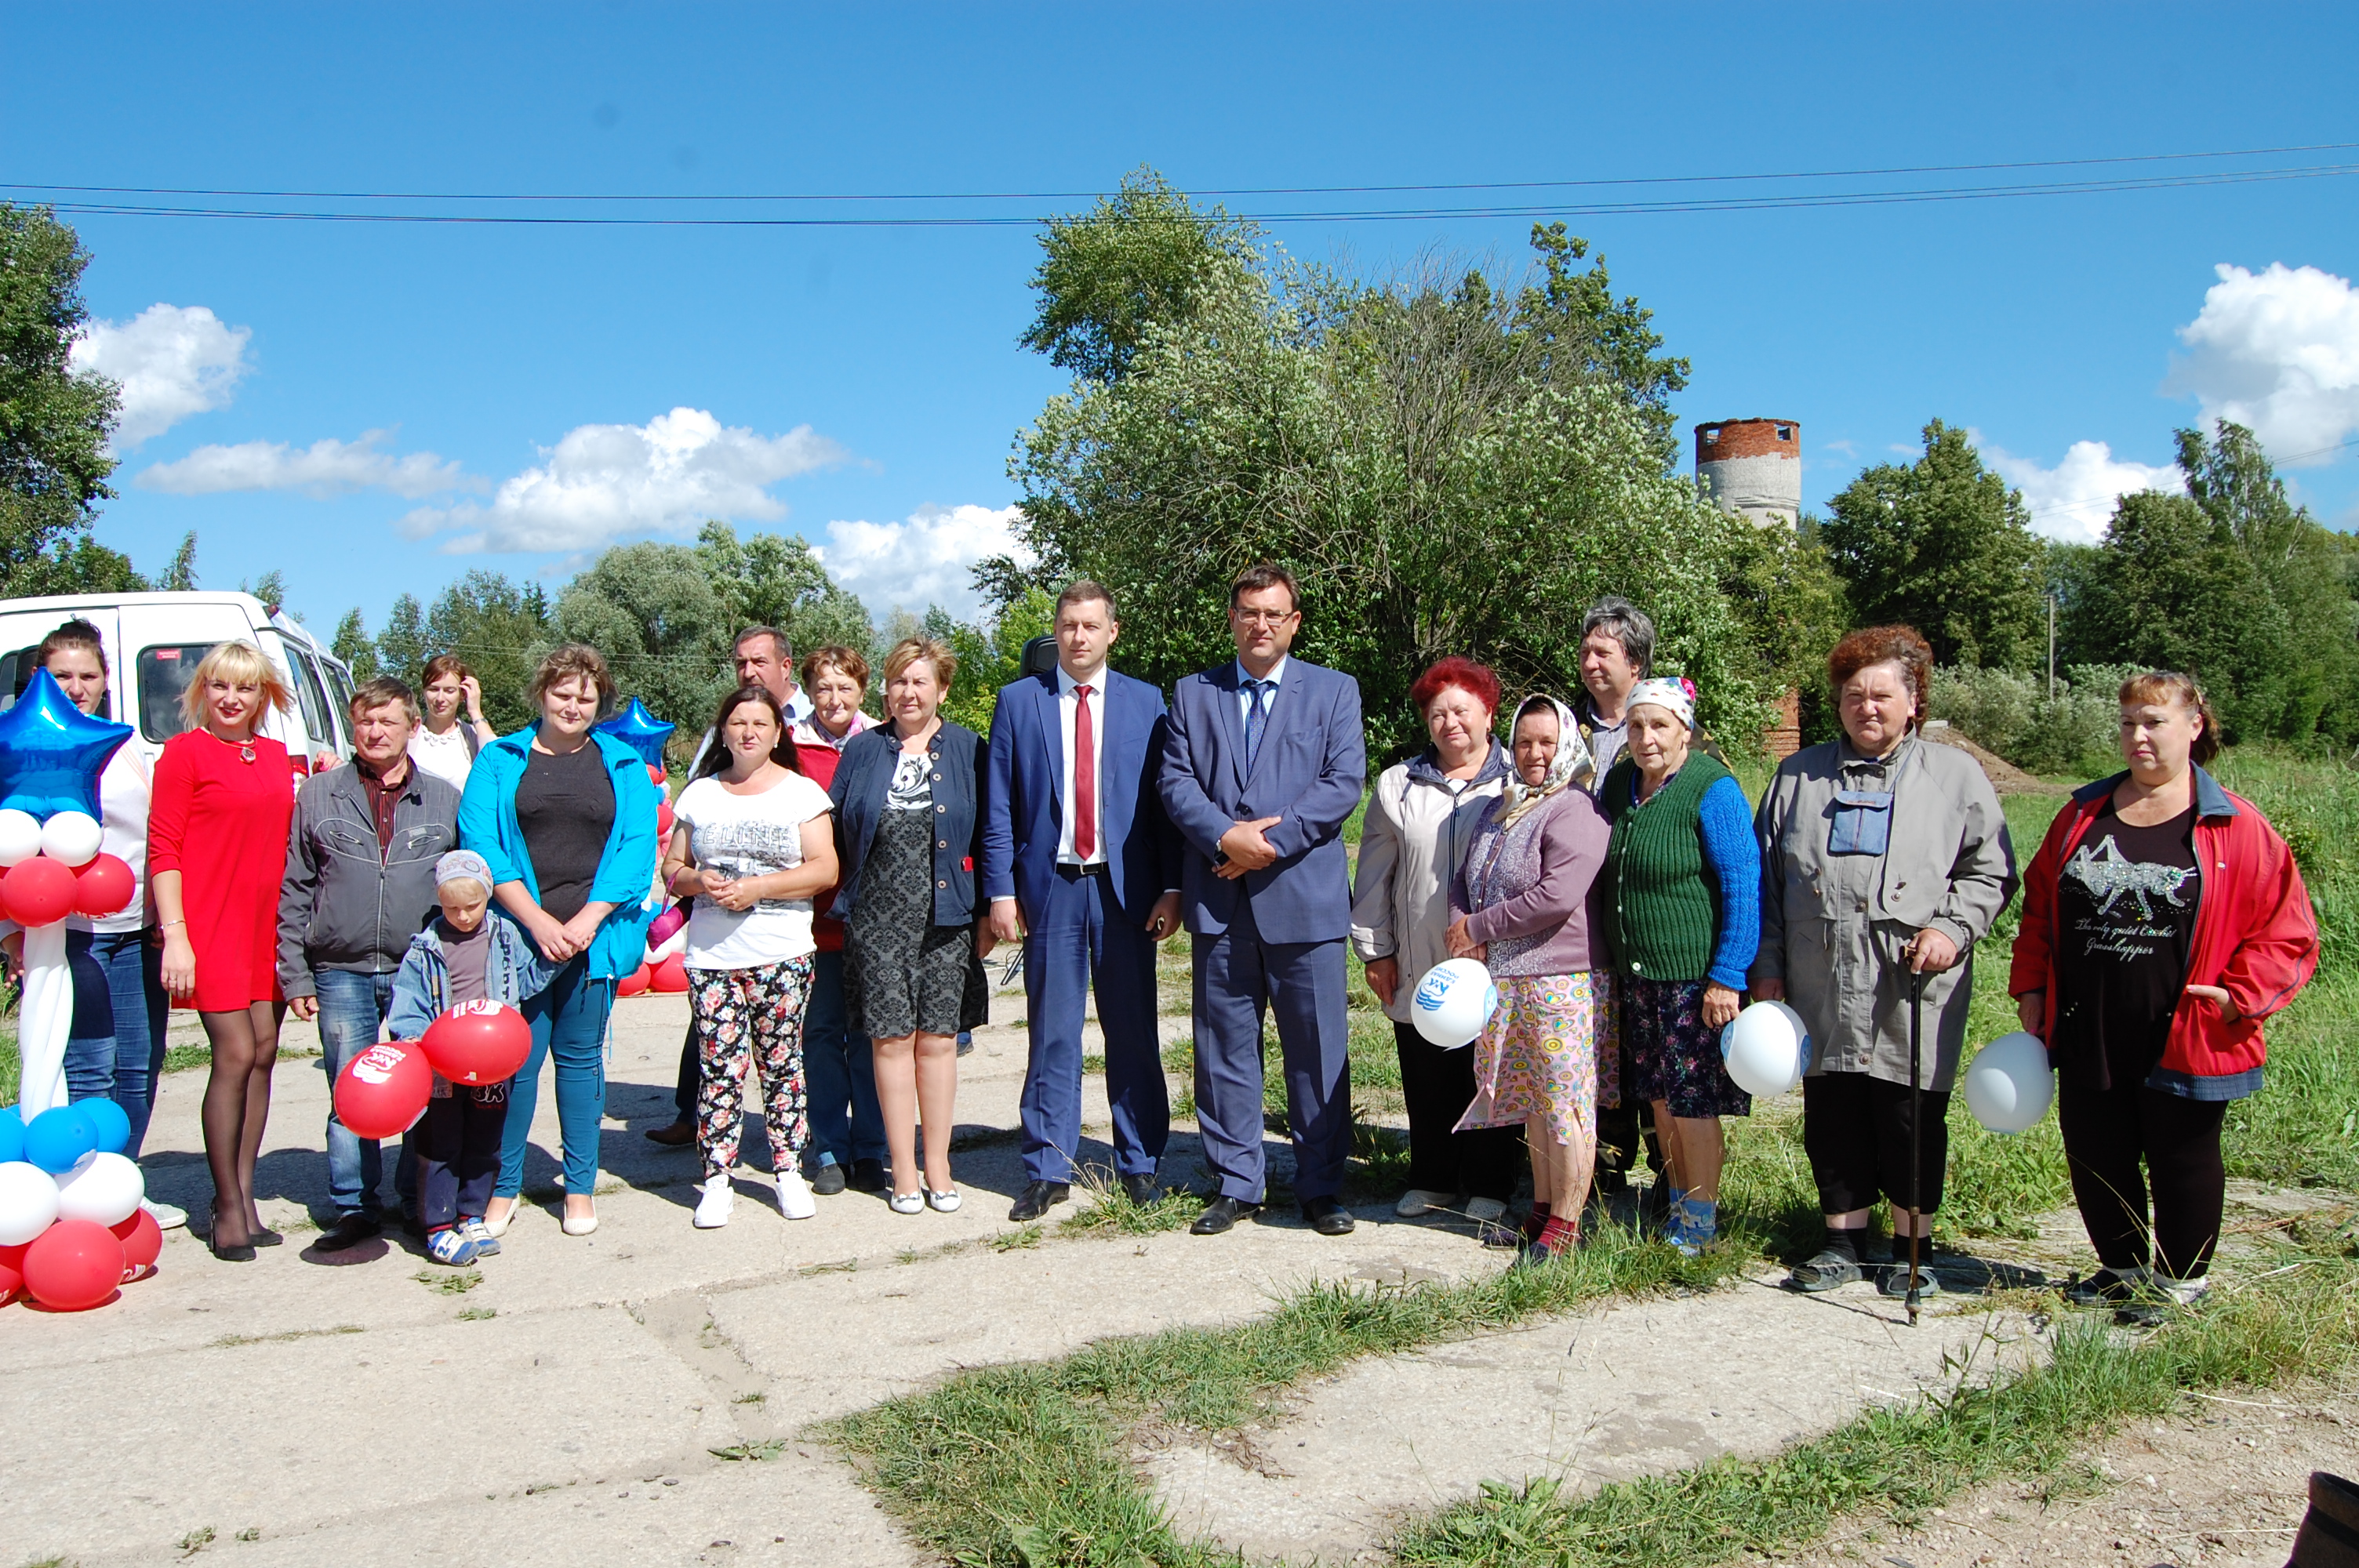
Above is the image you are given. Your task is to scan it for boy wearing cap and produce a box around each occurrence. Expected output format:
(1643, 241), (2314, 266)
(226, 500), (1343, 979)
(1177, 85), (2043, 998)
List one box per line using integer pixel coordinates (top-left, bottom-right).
(387, 851), (555, 1265)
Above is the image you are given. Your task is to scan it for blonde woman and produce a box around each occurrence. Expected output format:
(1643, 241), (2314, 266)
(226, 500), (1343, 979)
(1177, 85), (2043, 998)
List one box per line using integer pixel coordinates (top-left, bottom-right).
(149, 641), (297, 1261)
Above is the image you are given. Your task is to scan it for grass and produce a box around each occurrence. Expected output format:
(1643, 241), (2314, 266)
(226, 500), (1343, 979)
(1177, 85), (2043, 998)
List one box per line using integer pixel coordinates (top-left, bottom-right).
(456, 1306), (496, 1322)
(710, 1439), (790, 1462)
(413, 1268), (482, 1295)
(209, 1324), (363, 1348)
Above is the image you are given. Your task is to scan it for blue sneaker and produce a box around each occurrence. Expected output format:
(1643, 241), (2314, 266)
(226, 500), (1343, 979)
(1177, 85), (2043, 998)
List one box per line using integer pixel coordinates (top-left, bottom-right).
(427, 1227), (480, 1266)
(463, 1218), (501, 1258)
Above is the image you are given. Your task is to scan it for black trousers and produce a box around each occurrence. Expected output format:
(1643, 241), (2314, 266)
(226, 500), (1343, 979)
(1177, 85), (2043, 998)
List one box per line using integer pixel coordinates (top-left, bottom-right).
(673, 1018), (699, 1117)
(2057, 1076), (2229, 1279)
(416, 1083), (506, 1231)
(1595, 1030), (1662, 1188)
(1394, 1020), (1525, 1203)
(1801, 1071), (1950, 1215)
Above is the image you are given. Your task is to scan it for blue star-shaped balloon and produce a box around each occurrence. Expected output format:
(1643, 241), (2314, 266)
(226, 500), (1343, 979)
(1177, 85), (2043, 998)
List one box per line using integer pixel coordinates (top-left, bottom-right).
(594, 697), (676, 768)
(0, 669), (135, 822)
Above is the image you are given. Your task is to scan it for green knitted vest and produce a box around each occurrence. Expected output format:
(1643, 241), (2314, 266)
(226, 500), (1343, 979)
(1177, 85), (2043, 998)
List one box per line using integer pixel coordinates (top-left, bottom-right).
(1599, 752), (1733, 983)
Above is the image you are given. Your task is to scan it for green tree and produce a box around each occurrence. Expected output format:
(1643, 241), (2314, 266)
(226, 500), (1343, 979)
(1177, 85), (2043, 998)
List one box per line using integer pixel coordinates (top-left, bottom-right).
(157, 531), (198, 590)
(332, 608), (379, 681)
(374, 593), (429, 683)
(0, 205), (122, 595)
(925, 588), (1056, 736)
(1001, 220), (1765, 759)
(694, 521), (873, 663)
(1820, 419), (2045, 669)
(238, 569), (289, 615)
(423, 570), (554, 732)
(1508, 224), (1691, 464)
(1721, 518), (1852, 741)
(549, 542), (735, 739)
(1017, 167), (1263, 385)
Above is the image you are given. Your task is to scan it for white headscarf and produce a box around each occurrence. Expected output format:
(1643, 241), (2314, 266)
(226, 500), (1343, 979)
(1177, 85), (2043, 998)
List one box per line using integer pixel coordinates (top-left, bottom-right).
(1498, 694), (1583, 828)
(1627, 675), (1696, 731)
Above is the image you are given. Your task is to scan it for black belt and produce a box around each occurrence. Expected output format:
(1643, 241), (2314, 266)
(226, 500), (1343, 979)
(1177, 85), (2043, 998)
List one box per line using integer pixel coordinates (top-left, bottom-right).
(1053, 861), (1112, 880)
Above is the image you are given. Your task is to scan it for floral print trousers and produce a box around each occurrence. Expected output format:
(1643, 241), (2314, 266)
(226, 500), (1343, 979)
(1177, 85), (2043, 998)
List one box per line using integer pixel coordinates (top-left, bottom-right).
(690, 956), (816, 1181)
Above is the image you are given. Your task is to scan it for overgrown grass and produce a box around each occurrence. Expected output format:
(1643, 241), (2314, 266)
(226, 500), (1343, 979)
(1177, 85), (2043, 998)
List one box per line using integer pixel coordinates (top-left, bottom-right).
(1390, 1242), (2359, 1566)
(829, 1225), (1739, 1567)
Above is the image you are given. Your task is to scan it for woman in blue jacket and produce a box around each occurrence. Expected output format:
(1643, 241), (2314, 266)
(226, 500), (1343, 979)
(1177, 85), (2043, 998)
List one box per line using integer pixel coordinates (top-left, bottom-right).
(458, 644), (659, 1239)
(829, 637), (990, 1214)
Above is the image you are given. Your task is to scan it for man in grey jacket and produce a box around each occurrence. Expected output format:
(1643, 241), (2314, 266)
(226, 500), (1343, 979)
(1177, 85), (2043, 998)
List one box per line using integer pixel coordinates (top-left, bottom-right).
(277, 677), (460, 1252)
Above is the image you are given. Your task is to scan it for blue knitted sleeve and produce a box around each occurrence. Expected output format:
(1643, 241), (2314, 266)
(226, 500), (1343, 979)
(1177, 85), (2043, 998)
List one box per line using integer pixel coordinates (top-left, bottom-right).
(1697, 775), (1762, 991)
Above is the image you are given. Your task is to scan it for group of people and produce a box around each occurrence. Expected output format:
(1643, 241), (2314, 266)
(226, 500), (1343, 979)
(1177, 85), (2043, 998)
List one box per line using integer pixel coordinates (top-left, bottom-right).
(16, 561), (2317, 1319)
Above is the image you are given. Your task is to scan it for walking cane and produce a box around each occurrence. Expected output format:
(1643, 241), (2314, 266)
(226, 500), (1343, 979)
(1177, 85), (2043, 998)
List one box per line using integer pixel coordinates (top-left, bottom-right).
(1904, 962), (1928, 1327)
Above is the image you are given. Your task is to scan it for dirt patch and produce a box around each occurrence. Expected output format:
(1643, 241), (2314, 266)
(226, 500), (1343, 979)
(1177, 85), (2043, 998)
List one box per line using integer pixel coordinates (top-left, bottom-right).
(1790, 1381), (2356, 1567)
(1922, 721), (2070, 796)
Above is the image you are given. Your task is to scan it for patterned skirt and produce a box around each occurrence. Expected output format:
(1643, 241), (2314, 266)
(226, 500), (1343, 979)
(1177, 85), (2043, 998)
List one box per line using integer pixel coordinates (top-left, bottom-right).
(1623, 975), (1752, 1119)
(1456, 971), (1618, 1148)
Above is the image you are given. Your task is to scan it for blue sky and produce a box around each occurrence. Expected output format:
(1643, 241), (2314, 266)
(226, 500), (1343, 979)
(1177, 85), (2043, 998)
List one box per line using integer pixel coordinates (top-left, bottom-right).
(7, 4), (2357, 637)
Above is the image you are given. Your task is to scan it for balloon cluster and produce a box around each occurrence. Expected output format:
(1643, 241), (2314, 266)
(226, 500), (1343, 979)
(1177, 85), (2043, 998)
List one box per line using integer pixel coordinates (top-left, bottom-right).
(333, 1002), (534, 1138)
(0, 1101), (162, 1311)
(0, 808), (135, 925)
(601, 697), (685, 1001)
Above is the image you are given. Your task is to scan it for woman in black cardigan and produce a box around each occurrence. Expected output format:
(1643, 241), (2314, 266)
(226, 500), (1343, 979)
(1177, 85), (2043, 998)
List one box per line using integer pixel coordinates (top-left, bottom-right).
(827, 637), (991, 1214)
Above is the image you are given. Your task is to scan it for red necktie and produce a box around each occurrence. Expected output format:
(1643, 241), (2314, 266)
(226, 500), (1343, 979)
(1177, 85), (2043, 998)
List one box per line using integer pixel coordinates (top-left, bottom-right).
(1074, 684), (1096, 860)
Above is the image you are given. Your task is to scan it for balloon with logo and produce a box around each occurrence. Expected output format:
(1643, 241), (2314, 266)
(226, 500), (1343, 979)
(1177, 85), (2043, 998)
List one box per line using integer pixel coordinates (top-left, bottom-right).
(420, 1000), (533, 1086)
(333, 1042), (434, 1141)
(1411, 959), (1499, 1049)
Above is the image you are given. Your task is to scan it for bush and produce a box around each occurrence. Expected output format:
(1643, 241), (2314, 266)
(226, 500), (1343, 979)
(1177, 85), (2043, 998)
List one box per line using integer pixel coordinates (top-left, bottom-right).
(1930, 663), (2137, 776)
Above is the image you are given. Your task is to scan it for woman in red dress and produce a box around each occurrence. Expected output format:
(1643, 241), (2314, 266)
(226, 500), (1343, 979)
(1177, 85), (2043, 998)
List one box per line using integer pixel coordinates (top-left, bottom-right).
(149, 641), (296, 1261)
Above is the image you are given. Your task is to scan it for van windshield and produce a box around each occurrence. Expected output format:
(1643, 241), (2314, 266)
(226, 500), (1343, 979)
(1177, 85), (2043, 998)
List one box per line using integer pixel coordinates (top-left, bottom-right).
(136, 644), (216, 741)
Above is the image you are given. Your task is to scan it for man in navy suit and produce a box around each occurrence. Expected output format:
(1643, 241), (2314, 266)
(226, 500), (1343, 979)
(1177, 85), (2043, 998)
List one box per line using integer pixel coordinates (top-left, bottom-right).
(983, 582), (1185, 1222)
(1159, 563), (1368, 1236)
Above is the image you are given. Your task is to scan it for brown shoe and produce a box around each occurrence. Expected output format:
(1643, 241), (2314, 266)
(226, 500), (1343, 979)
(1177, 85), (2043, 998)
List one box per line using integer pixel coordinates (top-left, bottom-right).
(644, 1120), (695, 1147)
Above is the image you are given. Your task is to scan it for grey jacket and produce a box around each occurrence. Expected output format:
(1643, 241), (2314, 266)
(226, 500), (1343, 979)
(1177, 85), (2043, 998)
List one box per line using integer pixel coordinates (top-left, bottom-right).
(1750, 734), (2018, 1090)
(1349, 745), (1509, 1022)
(276, 760), (462, 998)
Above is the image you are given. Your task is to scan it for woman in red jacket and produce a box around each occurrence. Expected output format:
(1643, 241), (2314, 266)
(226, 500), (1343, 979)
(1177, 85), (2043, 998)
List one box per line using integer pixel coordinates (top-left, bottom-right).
(2010, 671), (2317, 1324)
(150, 641), (297, 1262)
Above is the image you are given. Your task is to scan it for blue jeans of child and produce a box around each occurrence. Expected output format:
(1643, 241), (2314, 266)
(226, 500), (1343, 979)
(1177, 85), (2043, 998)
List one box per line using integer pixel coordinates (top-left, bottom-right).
(64, 928), (170, 1159)
(314, 969), (420, 1219)
(802, 949), (883, 1171)
(499, 956), (612, 1198)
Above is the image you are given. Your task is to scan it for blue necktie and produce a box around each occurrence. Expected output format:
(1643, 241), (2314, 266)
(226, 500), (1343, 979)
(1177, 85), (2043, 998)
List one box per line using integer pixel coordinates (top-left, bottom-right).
(1243, 678), (1274, 768)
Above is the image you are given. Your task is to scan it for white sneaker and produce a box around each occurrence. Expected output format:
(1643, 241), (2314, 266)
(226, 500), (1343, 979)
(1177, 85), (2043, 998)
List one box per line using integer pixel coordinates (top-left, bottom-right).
(1464, 1197), (1508, 1224)
(693, 1176), (734, 1229)
(141, 1198), (188, 1231)
(1395, 1189), (1454, 1218)
(774, 1169), (815, 1221)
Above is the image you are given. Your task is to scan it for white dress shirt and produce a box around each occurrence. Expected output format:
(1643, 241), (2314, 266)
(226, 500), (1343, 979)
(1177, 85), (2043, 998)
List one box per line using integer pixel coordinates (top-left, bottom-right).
(1234, 655), (1289, 733)
(1056, 662), (1107, 867)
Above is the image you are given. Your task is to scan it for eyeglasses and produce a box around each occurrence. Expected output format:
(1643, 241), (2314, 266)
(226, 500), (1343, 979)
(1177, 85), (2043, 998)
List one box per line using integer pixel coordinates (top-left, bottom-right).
(1231, 609), (1296, 626)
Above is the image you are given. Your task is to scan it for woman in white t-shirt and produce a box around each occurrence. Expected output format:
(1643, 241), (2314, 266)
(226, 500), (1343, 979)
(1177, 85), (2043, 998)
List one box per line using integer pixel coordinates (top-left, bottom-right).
(407, 655), (500, 791)
(659, 685), (840, 1229)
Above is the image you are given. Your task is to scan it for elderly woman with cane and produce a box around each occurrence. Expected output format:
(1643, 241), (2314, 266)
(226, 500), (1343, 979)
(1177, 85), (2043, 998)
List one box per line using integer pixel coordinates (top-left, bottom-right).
(1752, 626), (2017, 1297)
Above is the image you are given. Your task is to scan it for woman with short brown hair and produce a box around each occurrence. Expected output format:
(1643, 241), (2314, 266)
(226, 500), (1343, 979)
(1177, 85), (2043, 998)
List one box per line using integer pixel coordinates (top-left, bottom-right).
(409, 653), (500, 790)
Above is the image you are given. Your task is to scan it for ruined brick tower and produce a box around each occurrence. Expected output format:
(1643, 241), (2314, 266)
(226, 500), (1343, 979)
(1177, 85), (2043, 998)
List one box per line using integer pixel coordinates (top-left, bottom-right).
(1695, 417), (1802, 529)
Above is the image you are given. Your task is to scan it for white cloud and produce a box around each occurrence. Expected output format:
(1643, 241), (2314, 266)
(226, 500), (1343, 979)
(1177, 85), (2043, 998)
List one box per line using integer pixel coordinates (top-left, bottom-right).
(398, 408), (845, 553)
(1983, 437), (2183, 546)
(136, 430), (477, 499)
(69, 303), (252, 447)
(2167, 262), (2359, 463)
(812, 503), (1030, 622)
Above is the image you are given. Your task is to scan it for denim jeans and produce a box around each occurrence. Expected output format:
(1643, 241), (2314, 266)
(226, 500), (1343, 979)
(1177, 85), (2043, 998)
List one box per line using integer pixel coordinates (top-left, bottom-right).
(314, 969), (418, 1218)
(499, 956), (613, 1197)
(802, 949), (883, 1169)
(63, 929), (169, 1158)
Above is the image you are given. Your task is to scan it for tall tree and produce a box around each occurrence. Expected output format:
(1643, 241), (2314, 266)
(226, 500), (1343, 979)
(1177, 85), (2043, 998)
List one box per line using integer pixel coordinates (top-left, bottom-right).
(1507, 224), (1691, 464)
(1820, 420), (2046, 669)
(1017, 168), (1263, 385)
(0, 205), (122, 595)
(423, 569), (555, 731)
(157, 531), (198, 590)
(332, 608), (379, 680)
(374, 594), (429, 683)
(694, 521), (873, 662)
(551, 542), (735, 735)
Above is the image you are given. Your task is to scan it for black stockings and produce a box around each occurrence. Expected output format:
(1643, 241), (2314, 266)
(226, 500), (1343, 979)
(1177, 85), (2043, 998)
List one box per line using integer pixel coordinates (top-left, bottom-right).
(200, 1002), (285, 1246)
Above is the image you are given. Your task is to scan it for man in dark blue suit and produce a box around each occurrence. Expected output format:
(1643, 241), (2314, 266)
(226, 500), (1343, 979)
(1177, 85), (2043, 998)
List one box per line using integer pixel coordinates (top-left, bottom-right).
(1159, 563), (1368, 1236)
(983, 582), (1185, 1222)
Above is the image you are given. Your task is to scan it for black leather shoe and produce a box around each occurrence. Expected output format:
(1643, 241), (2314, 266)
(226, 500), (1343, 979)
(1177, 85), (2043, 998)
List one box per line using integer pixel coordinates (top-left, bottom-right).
(809, 1163), (848, 1196)
(314, 1212), (383, 1253)
(645, 1119), (696, 1147)
(1009, 1180), (1070, 1222)
(248, 1225), (285, 1248)
(1191, 1196), (1259, 1235)
(1301, 1196), (1356, 1236)
(1121, 1173), (1162, 1207)
(848, 1158), (889, 1194)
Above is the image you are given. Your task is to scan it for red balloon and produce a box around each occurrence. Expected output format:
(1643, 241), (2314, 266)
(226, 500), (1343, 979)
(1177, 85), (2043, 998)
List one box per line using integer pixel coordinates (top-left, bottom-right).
(420, 1000), (532, 1086)
(72, 854), (136, 919)
(645, 762), (666, 786)
(333, 1041), (434, 1141)
(656, 800), (676, 840)
(23, 1219), (125, 1311)
(111, 1207), (163, 1275)
(4, 856), (77, 928)
(0, 1240), (24, 1301)
(652, 953), (690, 993)
(617, 963), (652, 997)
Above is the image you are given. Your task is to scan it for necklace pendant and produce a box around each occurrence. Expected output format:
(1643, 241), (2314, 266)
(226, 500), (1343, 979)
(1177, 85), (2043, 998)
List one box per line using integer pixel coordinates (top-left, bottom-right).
(239, 743), (256, 763)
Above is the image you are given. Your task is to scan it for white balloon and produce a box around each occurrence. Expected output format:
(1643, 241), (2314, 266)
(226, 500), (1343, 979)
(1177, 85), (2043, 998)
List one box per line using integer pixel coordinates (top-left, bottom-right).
(0, 1160), (62, 1245)
(53, 1149), (144, 1226)
(0, 808), (41, 867)
(1411, 958), (1498, 1049)
(1720, 1000), (1808, 1098)
(1965, 1031), (2055, 1134)
(38, 811), (102, 868)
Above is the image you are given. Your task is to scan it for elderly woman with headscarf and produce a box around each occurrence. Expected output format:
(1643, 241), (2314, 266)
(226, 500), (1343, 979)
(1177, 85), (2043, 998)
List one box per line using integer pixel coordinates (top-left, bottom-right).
(1445, 695), (1615, 1260)
(1597, 676), (1760, 1257)
(1752, 626), (2017, 1294)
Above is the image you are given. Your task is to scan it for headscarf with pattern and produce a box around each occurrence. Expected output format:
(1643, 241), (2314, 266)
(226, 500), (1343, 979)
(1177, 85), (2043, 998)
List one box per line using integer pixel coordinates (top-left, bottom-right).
(1497, 693), (1584, 829)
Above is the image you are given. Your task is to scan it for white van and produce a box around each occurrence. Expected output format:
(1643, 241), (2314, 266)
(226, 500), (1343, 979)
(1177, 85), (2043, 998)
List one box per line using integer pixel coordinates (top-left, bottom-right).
(0, 591), (358, 778)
